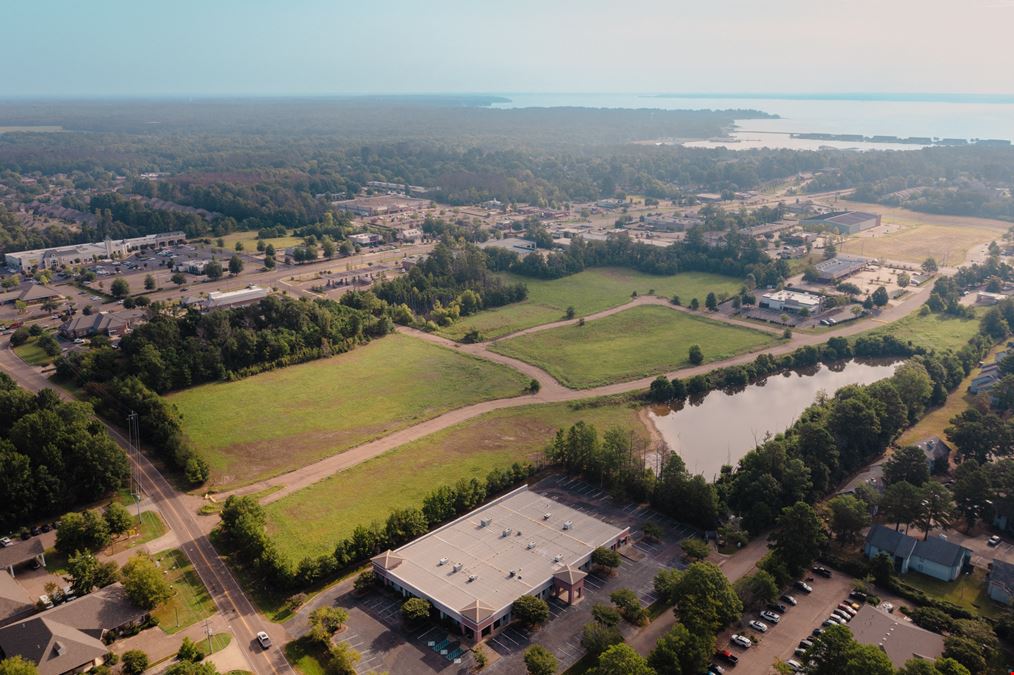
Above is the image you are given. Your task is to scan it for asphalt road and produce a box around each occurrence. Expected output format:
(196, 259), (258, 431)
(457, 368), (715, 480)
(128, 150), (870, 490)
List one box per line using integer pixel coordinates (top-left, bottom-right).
(0, 346), (293, 675)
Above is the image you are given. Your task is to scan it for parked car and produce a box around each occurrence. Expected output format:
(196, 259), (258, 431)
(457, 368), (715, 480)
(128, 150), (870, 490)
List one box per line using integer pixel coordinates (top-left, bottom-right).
(767, 602), (787, 613)
(19, 531), (30, 541)
(730, 634), (752, 649)
(989, 535), (1002, 547)
(715, 650), (739, 665)
(781, 594), (798, 606)
(825, 616), (843, 625)
(708, 665), (725, 675)
(831, 610), (851, 622)
(749, 620), (769, 633)
(0, 537), (11, 547)
(795, 580), (813, 593)
(848, 590), (867, 601)
(794, 648), (808, 657)
(256, 632), (271, 649)
(799, 639), (814, 650)
(38, 595), (53, 609)
(787, 659), (803, 672)
(30, 527), (41, 536)
(40, 524), (51, 533)
(881, 602), (895, 613)
(837, 604), (856, 617)
(811, 628), (825, 637)
(760, 610), (781, 624)
(812, 565), (832, 578)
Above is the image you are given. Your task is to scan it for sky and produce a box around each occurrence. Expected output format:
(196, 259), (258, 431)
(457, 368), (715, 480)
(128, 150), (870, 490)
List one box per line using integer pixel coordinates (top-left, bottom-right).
(4, 0), (1014, 98)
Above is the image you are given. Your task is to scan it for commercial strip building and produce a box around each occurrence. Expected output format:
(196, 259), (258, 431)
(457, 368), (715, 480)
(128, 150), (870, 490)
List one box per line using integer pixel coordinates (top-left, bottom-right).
(182, 286), (269, 312)
(814, 254), (869, 282)
(59, 310), (144, 340)
(0, 283), (64, 306)
(848, 604), (944, 668)
(4, 232), (186, 272)
(332, 195), (431, 217)
(371, 486), (629, 644)
(759, 289), (822, 313)
(802, 211), (881, 235)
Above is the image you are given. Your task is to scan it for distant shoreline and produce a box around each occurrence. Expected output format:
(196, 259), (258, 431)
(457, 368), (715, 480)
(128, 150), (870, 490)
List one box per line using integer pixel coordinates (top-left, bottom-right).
(648, 92), (1014, 104)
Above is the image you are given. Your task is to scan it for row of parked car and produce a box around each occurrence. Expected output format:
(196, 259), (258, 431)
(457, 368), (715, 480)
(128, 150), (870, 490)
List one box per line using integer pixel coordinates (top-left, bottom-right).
(0, 521), (58, 547)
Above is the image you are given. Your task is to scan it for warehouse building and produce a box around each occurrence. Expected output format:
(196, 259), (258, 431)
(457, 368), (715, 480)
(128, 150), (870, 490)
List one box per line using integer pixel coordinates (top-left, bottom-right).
(815, 255), (868, 282)
(759, 290), (822, 313)
(4, 232), (186, 272)
(371, 486), (629, 644)
(802, 210), (881, 235)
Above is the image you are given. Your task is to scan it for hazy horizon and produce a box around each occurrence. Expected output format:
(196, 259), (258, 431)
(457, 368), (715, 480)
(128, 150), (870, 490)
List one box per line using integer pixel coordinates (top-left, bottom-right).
(5, 0), (1014, 98)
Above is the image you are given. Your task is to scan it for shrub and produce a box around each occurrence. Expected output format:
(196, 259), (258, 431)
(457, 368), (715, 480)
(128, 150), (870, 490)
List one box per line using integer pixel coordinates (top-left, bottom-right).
(401, 597), (431, 623)
(513, 595), (550, 629)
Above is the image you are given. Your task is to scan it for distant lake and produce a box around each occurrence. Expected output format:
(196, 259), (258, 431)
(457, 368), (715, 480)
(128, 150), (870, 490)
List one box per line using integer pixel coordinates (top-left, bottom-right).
(647, 359), (900, 480)
(489, 93), (1014, 147)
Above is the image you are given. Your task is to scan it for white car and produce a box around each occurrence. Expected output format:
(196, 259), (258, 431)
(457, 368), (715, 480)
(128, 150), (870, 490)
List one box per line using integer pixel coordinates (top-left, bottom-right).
(256, 631), (271, 649)
(826, 615), (843, 625)
(730, 634), (752, 648)
(988, 535), (1002, 547)
(759, 610), (781, 624)
(786, 659), (803, 673)
(0, 537), (11, 547)
(748, 620), (768, 633)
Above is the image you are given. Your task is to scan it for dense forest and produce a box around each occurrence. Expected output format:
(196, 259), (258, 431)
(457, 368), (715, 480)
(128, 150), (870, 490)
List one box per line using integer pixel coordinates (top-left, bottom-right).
(0, 374), (129, 531)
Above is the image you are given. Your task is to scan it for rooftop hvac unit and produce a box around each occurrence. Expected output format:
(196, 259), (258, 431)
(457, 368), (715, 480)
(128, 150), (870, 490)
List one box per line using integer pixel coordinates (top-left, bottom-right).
(554, 554), (563, 563)
(526, 541), (536, 549)
(563, 520), (573, 530)
(502, 527), (512, 537)
(543, 513), (551, 520)
(438, 558), (448, 566)
(480, 517), (491, 527)
(508, 569), (516, 577)
(467, 574), (477, 583)
(452, 562), (463, 572)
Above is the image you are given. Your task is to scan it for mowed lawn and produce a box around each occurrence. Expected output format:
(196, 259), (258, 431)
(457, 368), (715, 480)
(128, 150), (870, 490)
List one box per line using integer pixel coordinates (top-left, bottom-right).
(168, 333), (530, 488)
(264, 400), (643, 563)
(489, 305), (779, 388)
(439, 268), (743, 341)
(864, 308), (983, 353)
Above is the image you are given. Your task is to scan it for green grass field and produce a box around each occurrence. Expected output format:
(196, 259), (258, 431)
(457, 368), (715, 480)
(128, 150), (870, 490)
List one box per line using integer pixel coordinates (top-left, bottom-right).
(106, 511), (167, 554)
(264, 400), (643, 563)
(902, 567), (1003, 619)
(168, 333), (530, 489)
(489, 305), (779, 388)
(438, 268), (743, 341)
(285, 637), (328, 675)
(151, 548), (216, 634)
(14, 337), (57, 367)
(864, 308), (983, 353)
(217, 231), (303, 254)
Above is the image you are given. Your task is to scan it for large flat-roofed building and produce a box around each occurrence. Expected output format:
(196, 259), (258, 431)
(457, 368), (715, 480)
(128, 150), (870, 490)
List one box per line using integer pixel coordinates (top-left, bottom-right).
(848, 605), (944, 668)
(372, 485), (629, 644)
(759, 290), (822, 313)
(815, 254), (868, 282)
(478, 238), (537, 256)
(333, 195), (431, 217)
(4, 231), (186, 272)
(802, 210), (881, 235)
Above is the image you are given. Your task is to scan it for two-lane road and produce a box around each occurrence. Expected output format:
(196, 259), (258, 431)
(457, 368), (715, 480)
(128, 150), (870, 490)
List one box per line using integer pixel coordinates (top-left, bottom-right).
(0, 346), (293, 675)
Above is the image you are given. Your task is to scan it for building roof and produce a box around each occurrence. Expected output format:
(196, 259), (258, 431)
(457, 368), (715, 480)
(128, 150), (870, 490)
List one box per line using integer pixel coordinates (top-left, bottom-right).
(0, 283), (63, 305)
(44, 584), (145, 638)
(0, 617), (106, 675)
(866, 524), (917, 560)
(378, 486), (626, 621)
(761, 290), (822, 307)
(552, 565), (587, 585)
(990, 559), (1014, 595)
(0, 539), (44, 570)
(205, 286), (268, 309)
(804, 211), (879, 226)
(0, 571), (34, 627)
(815, 255), (868, 277)
(849, 605), (944, 667)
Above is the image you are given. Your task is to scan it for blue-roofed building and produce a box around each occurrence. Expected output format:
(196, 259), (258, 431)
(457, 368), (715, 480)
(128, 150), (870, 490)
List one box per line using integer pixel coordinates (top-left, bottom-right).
(864, 524), (971, 582)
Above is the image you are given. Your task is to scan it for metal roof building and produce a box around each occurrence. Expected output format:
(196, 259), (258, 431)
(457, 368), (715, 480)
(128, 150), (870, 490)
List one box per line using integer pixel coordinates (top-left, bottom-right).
(372, 485), (629, 644)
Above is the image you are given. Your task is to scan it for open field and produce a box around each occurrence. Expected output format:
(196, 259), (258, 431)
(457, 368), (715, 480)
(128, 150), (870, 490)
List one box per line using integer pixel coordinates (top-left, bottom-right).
(438, 268), (743, 341)
(106, 511), (167, 554)
(169, 333), (530, 489)
(864, 308), (982, 353)
(14, 337), (56, 367)
(216, 231), (303, 253)
(902, 567), (1003, 619)
(284, 637), (328, 675)
(836, 199), (1009, 265)
(263, 400), (643, 562)
(151, 548), (216, 634)
(489, 305), (779, 388)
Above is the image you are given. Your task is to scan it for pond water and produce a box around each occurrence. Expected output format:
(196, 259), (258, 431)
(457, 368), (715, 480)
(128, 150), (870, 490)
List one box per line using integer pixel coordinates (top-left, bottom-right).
(647, 360), (900, 480)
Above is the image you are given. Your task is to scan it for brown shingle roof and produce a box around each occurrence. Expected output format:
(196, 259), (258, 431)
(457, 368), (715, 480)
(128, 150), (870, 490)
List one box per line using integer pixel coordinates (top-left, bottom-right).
(0, 617), (106, 675)
(0, 539), (44, 570)
(0, 571), (34, 627)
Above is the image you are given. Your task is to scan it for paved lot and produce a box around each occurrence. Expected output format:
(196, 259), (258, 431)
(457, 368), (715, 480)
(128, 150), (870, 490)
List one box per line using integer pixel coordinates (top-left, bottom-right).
(721, 574), (856, 675)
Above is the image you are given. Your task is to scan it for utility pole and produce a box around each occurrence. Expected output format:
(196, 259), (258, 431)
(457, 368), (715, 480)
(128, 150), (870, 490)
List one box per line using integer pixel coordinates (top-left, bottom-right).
(127, 411), (142, 520)
(204, 618), (213, 656)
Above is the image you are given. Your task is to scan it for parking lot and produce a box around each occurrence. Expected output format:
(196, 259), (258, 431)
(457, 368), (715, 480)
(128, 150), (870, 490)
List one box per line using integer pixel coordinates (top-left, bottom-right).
(720, 573), (861, 674)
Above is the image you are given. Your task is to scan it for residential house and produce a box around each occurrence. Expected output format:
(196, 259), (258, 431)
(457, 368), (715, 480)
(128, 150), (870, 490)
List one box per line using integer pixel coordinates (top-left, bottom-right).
(864, 524), (971, 581)
(0, 572), (34, 628)
(913, 437), (950, 475)
(988, 559), (1014, 606)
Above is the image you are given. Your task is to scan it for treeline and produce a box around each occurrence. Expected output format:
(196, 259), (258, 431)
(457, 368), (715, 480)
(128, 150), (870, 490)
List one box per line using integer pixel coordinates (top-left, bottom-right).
(216, 462), (533, 592)
(372, 242), (527, 325)
(0, 204), (79, 253)
(86, 193), (211, 239)
(492, 230), (789, 287)
(55, 294), (394, 483)
(0, 374), (129, 531)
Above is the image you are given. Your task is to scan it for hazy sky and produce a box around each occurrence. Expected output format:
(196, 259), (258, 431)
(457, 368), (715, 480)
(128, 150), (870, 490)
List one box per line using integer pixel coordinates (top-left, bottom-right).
(4, 0), (1013, 97)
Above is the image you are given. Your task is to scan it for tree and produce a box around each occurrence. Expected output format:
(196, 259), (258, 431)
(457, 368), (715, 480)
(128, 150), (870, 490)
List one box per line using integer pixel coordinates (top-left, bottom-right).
(884, 445), (930, 486)
(265, 243), (276, 257)
(121, 650), (149, 675)
(36, 334), (59, 357)
(871, 286), (889, 307)
(400, 597), (431, 623)
(177, 637), (203, 662)
(205, 260), (223, 280)
(649, 622), (714, 675)
(121, 554), (173, 609)
(826, 494), (870, 544)
(734, 570), (778, 608)
(0, 656), (38, 675)
(144, 274), (156, 291)
(309, 606), (349, 643)
(897, 272), (911, 287)
(591, 547), (621, 573)
(264, 255), (276, 269)
(670, 561), (742, 634)
(681, 537), (709, 562)
(688, 344), (703, 365)
(881, 480), (924, 531)
(591, 602), (621, 627)
(805, 624), (893, 675)
(690, 297), (700, 311)
(353, 569), (376, 593)
(228, 254), (244, 275)
(565, 306), (576, 320)
(524, 645), (557, 675)
(235, 241), (244, 252)
(171, 272), (186, 285)
(610, 588), (647, 625)
(914, 481), (954, 539)
(922, 258), (939, 273)
(111, 277), (130, 299)
(165, 662), (218, 675)
(705, 292), (717, 311)
(942, 636), (986, 674)
(953, 460), (992, 528)
(104, 501), (133, 536)
(769, 502), (825, 577)
(67, 550), (117, 595)
(580, 621), (622, 657)
(590, 644), (653, 675)
(513, 595), (550, 628)
(327, 641), (360, 675)
(56, 510), (111, 555)
(528, 378), (541, 394)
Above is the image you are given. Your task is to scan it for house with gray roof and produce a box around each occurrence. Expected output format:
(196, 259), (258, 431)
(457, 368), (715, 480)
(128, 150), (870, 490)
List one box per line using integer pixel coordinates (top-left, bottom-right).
(988, 559), (1014, 606)
(0, 572), (34, 628)
(849, 604), (944, 667)
(864, 524), (971, 581)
